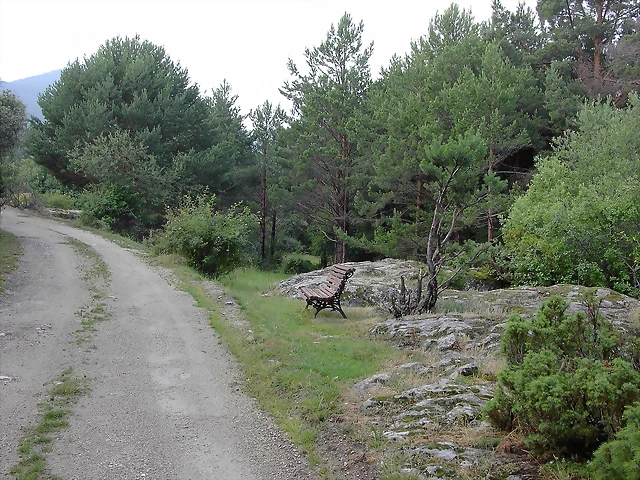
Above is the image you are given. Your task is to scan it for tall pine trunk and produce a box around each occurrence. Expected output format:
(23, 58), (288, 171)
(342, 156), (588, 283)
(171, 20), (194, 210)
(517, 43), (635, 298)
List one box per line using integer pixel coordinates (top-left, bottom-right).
(334, 137), (351, 264)
(487, 155), (494, 242)
(269, 209), (276, 259)
(259, 158), (267, 263)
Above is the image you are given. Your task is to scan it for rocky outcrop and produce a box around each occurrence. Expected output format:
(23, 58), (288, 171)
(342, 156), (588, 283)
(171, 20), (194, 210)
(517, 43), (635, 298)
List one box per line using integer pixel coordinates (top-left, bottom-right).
(272, 258), (421, 308)
(46, 208), (81, 219)
(274, 259), (640, 325)
(274, 260), (640, 478)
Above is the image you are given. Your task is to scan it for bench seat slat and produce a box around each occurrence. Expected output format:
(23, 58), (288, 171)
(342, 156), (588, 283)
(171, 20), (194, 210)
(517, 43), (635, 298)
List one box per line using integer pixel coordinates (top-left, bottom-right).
(326, 274), (344, 284)
(316, 287), (334, 298)
(331, 265), (352, 274)
(301, 287), (336, 300)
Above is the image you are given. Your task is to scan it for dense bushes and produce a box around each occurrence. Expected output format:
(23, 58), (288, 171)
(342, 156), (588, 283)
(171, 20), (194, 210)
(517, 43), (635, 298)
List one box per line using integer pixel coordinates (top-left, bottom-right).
(71, 132), (174, 236)
(485, 295), (640, 457)
(78, 184), (138, 233)
(500, 97), (640, 297)
(282, 256), (319, 274)
(590, 403), (640, 479)
(153, 192), (256, 277)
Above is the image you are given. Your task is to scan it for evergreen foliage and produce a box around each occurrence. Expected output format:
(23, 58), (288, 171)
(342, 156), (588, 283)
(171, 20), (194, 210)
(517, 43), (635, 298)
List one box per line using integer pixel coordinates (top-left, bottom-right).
(5, 2), (640, 303)
(27, 35), (212, 186)
(281, 13), (373, 264)
(590, 402), (640, 479)
(0, 89), (27, 195)
(486, 295), (640, 456)
(249, 100), (287, 265)
(536, 0), (640, 100)
(0, 89), (26, 161)
(179, 81), (254, 207)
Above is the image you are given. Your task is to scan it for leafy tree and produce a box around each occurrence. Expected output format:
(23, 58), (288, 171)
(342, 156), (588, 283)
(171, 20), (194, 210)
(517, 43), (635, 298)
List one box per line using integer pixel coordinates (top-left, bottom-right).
(486, 295), (640, 456)
(26, 35), (212, 186)
(438, 41), (544, 239)
(0, 89), (26, 161)
(488, 0), (546, 68)
(542, 62), (584, 134)
(501, 94), (640, 296)
(361, 31), (488, 262)
(415, 3), (478, 60)
(249, 100), (287, 264)
(69, 131), (173, 233)
(281, 13), (373, 264)
(361, 8), (548, 311)
(179, 81), (254, 207)
(0, 89), (27, 196)
(413, 133), (496, 312)
(610, 17), (640, 95)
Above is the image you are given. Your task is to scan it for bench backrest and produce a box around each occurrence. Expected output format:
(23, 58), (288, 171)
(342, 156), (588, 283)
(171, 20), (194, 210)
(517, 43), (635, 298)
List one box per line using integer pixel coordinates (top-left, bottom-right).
(324, 264), (355, 296)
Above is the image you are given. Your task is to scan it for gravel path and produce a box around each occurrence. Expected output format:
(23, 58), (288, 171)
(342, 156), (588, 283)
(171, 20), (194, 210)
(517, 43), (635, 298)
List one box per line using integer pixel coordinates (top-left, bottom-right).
(0, 207), (317, 479)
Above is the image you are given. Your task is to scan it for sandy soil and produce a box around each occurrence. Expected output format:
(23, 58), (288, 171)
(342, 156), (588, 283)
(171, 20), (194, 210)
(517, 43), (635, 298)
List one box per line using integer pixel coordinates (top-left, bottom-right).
(0, 207), (317, 479)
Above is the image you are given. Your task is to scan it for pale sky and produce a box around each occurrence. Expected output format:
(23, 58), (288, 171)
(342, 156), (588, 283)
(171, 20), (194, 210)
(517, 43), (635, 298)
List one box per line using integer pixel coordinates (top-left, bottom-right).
(0, 0), (536, 116)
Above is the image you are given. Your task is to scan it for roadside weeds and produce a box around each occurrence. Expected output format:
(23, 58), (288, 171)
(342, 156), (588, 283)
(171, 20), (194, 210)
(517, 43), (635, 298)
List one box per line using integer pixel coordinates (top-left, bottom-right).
(0, 229), (22, 293)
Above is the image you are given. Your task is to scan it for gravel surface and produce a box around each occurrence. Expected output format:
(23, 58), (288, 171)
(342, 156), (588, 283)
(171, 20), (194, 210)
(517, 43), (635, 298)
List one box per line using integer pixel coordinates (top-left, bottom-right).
(0, 207), (318, 479)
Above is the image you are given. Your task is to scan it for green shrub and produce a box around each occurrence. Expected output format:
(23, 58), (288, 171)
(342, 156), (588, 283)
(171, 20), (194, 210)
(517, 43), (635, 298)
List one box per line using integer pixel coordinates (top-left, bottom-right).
(8, 192), (37, 209)
(162, 192), (256, 277)
(485, 295), (640, 457)
(283, 257), (319, 274)
(77, 184), (131, 231)
(40, 191), (77, 210)
(590, 403), (640, 480)
(500, 98), (640, 297)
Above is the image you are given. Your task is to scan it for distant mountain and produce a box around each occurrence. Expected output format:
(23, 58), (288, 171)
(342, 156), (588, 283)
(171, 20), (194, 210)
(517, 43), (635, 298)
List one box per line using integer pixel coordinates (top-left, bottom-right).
(2, 69), (62, 120)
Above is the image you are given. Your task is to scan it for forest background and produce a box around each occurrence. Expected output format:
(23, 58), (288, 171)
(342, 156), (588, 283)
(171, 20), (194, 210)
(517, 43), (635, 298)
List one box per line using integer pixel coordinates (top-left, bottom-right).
(1, 0), (639, 306)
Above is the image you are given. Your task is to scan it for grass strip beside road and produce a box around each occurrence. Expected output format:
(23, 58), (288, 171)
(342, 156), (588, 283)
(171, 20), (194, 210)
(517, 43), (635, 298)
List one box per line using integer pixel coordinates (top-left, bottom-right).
(66, 237), (112, 344)
(0, 228), (22, 293)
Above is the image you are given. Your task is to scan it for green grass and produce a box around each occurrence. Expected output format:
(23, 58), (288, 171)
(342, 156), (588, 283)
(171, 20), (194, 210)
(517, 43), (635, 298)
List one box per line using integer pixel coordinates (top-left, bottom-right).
(65, 237), (111, 344)
(38, 192), (77, 210)
(214, 268), (398, 455)
(0, 228), (22, 293)
(10, 369), (85, 480)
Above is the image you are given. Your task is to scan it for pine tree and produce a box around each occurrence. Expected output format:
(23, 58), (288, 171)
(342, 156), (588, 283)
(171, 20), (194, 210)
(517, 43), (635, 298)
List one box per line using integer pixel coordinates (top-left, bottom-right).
(281, 13), (372, 264)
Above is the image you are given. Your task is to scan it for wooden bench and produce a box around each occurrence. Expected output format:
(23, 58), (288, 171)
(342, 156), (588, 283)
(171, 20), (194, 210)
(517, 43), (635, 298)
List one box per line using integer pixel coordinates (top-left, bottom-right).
(299, 264), (355, 319)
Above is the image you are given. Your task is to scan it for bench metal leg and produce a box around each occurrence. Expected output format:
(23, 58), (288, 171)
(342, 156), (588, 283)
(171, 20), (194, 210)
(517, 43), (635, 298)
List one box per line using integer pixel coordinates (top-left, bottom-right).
(334, 299), (347, 319)
(306, 299), (347, 319)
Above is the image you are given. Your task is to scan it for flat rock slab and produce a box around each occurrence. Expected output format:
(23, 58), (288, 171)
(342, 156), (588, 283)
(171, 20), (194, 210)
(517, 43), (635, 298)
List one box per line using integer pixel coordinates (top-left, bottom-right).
(274, 260), (640, 326)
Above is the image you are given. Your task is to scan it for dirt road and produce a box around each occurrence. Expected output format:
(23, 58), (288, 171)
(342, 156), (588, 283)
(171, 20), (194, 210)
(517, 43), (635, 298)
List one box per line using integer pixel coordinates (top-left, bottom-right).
(0, 208), (317, 479)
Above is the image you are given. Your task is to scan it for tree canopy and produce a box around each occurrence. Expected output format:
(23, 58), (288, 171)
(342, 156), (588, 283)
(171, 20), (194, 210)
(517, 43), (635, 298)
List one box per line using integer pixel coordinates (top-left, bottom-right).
(281, 12), (373, 264)
(0, 88), (27, 196)
(3, 2), (637, 308)
(502, 93), (640, 296)
(27, 35), (212, 186)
